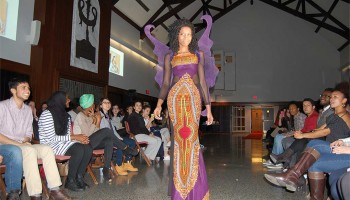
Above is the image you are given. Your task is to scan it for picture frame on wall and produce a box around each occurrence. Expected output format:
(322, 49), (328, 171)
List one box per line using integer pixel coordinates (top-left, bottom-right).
(109, 46), (124, 76)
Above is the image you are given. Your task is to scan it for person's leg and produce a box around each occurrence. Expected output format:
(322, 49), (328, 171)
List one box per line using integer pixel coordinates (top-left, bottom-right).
(328, 168), (347, 200)
(64, 143), (87, 191)
(135, 134), (161, 160)
(18, 145), (43, 196)
(338, 171), (350, 200)
(88, 128), (114, 168)
(282, 137), (295, 150)
(271, 134), (286, 155)
(121, 137), (138, 172)
(0, 145), (22, 194)
(32, 145), (62, 189)
(64, 143), (84, 180)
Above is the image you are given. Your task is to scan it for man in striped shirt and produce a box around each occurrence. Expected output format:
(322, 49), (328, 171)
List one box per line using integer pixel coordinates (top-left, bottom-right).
(0, 77), (71, 200)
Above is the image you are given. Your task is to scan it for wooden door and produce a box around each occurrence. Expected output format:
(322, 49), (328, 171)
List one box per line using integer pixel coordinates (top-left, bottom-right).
(251, 109), (263, 132)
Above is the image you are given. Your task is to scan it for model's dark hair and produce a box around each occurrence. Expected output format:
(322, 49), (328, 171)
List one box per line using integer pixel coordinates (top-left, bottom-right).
(8, 77), (29, 90)
(303, 98), (315, 107)
(168, 18), (198, 54)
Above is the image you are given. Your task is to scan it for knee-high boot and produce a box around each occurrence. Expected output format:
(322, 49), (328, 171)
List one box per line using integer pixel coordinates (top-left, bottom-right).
(264, 147), (320, 192)
(308, 172), (325, 200)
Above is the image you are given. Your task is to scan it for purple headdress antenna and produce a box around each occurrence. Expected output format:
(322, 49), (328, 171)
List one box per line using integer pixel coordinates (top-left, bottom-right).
(144, 25), (170, 87)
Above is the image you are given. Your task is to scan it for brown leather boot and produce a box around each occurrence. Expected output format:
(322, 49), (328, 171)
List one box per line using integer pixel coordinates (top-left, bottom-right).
(308, 172), (325, 200)
(270, 148), (294, 164)
(264, 147), (320, 192)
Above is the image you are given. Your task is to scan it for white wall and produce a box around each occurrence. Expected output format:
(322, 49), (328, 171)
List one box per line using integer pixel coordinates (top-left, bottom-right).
(0, 0), (34, 65)
(340, 46), (349, 67)
(109, 12), (159, 97)
(211, 1), (340, 102)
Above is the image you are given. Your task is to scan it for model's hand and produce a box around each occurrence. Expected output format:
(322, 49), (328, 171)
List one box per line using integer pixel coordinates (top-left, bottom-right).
(0, 155), (2, 164)
(332, 146), (350, 154)
(206, 111), (213, 125)
(330, 140), (344, 147)
(294, 131), (303, 139)
(154, 106), (162, 120)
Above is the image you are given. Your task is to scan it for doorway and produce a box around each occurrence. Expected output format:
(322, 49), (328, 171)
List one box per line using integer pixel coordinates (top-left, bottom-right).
(251, 109), (263, 132)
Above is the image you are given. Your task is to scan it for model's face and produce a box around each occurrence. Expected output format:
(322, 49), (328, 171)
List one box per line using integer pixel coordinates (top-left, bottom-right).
(330, 91), (347, 109)
(101, 99), (111, 112)
(11, 82), (31, 102)
(178, 26), (192, 48)
(320, 91), (331, 106)
(143, 108), (151, 117)
(289, 104), (298, 116)
(303, 101), (314, 115)
(112, 105), (119, 115)
(134, 102), (142, 113)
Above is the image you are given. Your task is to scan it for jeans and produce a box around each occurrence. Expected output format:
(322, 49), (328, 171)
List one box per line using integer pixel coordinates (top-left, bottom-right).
(0, 145), (23, 193)
(307, 140), (350, 173)
(328, 167), (348, 200)
(64, 143), (92, 180)
(113, 137), (136, 166)
(272, 134), (286, 154)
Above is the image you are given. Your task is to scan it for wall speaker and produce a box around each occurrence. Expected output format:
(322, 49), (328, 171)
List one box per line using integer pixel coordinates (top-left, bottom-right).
(26, 20), (41, 45)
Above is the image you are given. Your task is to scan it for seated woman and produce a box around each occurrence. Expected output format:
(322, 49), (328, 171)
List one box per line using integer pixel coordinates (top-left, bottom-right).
(127, 101), (162, 162)
(264, 89), (350, 199)
(99, 98), (138, 175)
(39, 91), (92, 192)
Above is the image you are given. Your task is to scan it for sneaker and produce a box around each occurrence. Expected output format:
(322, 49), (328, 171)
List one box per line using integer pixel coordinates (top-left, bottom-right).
(262, 160), (274, 166)
(266, 163), (283, 169)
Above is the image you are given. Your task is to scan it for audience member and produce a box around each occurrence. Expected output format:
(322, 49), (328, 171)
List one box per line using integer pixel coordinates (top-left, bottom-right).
(0, 77), (71, 200)
(265, 89), (350, 199)
(74, 94), (137, 181)
(99, 98), (138, 175)
(270, 98), (319, 168)
(67, 98), (82, 122)
(39, 91), (93, 192)
(127, 101), (162, 162)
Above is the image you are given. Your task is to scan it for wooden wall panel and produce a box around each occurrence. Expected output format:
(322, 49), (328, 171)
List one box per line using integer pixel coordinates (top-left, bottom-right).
(29, 0), (112, 104)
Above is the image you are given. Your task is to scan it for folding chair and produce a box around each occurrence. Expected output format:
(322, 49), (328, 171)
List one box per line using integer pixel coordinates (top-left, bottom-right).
(0, 165), (6, 199)
(86, 149), (116, 184)
(124, 122), (151, 166)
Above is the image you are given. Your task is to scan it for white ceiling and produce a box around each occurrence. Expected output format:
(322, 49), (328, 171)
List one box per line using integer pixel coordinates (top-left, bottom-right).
(114, 0), (349, 51)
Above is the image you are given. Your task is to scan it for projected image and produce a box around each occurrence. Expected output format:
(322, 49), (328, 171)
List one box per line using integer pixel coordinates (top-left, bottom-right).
(109, 46), (124, 76)
(0, 0), (19, 40)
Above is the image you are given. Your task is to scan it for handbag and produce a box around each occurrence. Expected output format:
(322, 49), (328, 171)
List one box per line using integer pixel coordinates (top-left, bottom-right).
(57, 161), (69, 176)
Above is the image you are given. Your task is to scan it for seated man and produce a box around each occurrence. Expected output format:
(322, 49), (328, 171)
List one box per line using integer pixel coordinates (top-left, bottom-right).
(127, 101), (162, 162)
(73, 94), (137, 181)
(0, 145), (23, 199)
(0, 77), (71, 200)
